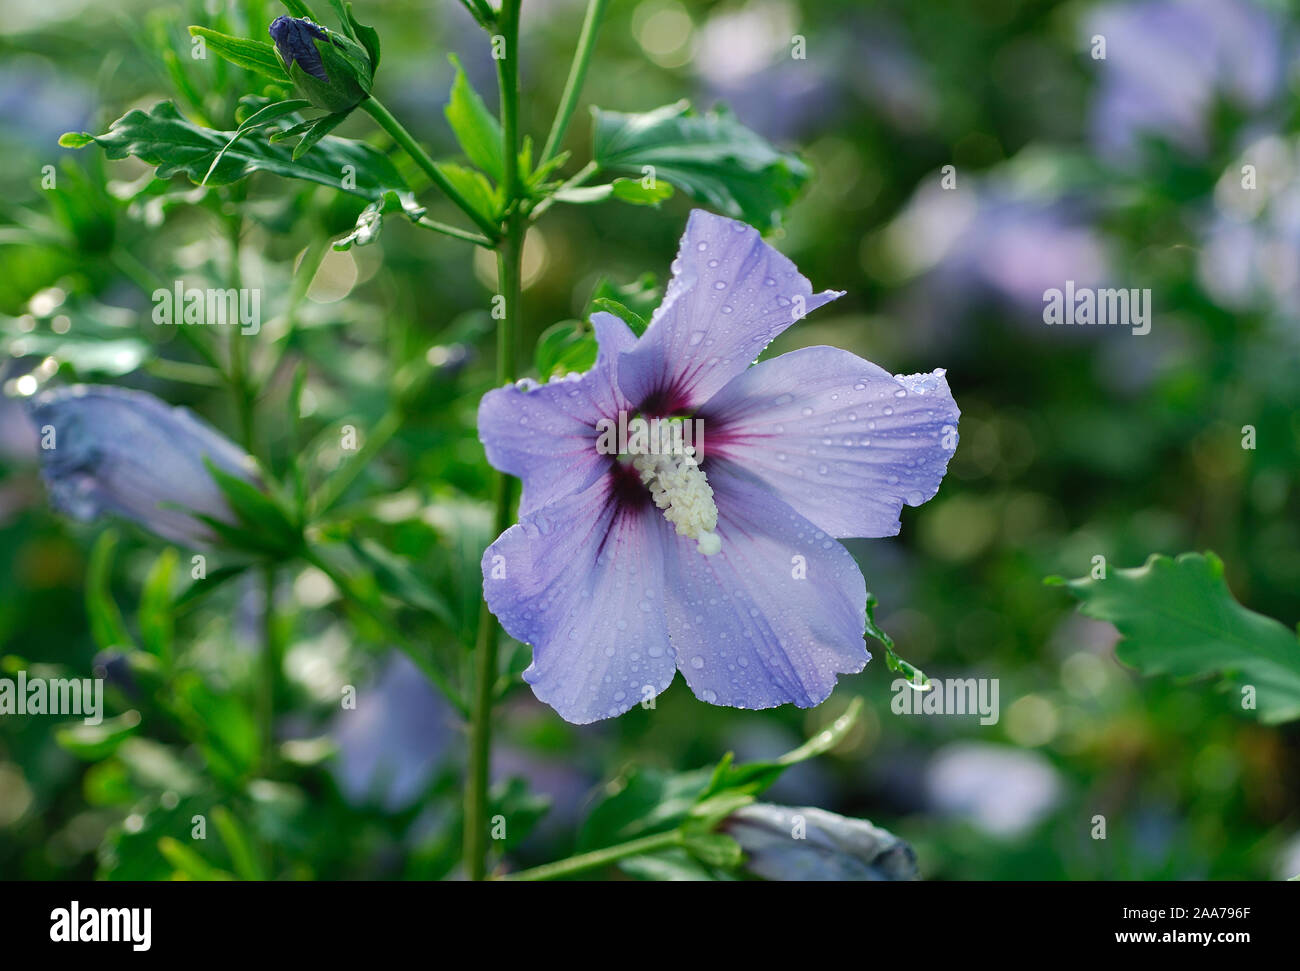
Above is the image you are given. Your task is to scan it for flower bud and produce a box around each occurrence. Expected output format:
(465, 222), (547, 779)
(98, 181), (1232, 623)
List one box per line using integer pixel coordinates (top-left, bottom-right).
(268, 15), (373, 114)
(724, 803), (919, 881)
(28, 385), (260, 548)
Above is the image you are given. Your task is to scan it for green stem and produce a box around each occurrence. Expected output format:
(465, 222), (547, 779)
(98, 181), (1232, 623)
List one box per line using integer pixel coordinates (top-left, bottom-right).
(416, 216), (494, 248)
(529, 160), (598, 221)
(225, 214), (255, 452)
(361, 97), (501, 242)
(465, 0), (523, 883)
(540, 0), (609, 165)
(259, 564), (278, 777)
(310, 408), (403, 517)
(501, 830), (685, 881)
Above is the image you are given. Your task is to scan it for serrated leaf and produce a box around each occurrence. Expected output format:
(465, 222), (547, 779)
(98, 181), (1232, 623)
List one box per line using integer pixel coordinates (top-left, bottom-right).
(592, 100), (809, 231)
(1062, 551), (1300, 724)
(445, 54), (503, 183)
(65, 100), (408, 202)
(188, 27), (291, 82)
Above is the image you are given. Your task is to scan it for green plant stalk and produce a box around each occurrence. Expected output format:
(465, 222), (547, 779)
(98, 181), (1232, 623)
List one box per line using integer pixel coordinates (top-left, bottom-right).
(500, 829), (686, 881)
(540, 0), (609, 165)
(360, 97), (501, 241)
(259, 563), (278, 779)
(465, 0), (523, 883)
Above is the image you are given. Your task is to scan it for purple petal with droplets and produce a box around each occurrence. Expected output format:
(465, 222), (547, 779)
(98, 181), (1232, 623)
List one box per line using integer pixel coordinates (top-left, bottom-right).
(617, 209), (843, 413)
(702, 346), (959, 538)
(478, 312), (636, 516)
(482, 474), (677, 724)
(661, 463), (868, 710)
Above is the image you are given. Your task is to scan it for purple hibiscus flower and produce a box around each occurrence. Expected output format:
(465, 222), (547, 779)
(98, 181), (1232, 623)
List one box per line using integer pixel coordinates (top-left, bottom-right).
(479, 210), (959, 724)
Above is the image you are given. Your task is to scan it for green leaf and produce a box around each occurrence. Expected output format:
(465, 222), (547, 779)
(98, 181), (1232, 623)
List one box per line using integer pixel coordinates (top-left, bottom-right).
(86, 530), (136, 652)
(56, 713), (142, 761)
(202, 99), (312, 186)
(279, 0), (321, 20)
(592, 100), (810, 231)
(291, 110), (349, 160)
(435, 162), (501, 222)
(489, 777), (551, 852)
(554, 177), (674, 207)
(158, 837), (233, 880)
(589, 298), (647, 337)
(188, 27), (291, 81)
(204, 460), (302, 555)
(586, 272), (662, 334)
(212, 806), (265, 881)
(534, 320), (597, 379)
(65, 100), (408, 202)
(704, 697), (863, 798)
(333, 188), (426, 250)
(681, 832), (744, 868)
(174, 564), (250, 611)
(138, 548), (177, 662)
(1060, 551), (1300, 724)
(344, 3), (381, 70)
(445, 54), (503, 183)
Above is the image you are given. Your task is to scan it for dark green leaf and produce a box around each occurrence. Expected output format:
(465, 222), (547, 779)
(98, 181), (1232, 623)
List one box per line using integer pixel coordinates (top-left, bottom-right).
(592, 100), (810, 231)
(65, 100), (408, 202)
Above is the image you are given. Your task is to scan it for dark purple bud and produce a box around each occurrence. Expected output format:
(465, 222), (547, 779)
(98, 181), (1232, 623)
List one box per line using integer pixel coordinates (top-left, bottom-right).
(269, 15), (330, 82)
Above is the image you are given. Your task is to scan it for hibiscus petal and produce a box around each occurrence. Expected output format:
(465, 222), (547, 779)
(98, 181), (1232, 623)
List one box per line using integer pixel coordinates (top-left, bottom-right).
(478, 312), (636, 515)
(701, 346), (959, 539)
(618, 209), (843, 413)
(661, 464), (869, 710)
(482, 474), (677, 723)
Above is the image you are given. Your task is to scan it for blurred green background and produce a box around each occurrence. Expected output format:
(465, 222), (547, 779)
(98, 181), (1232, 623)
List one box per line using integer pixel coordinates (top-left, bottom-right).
(1, 0), (1298, 880)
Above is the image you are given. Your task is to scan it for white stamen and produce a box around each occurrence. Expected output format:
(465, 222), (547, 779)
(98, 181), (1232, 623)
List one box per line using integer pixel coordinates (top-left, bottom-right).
(631, 427), (720, 555)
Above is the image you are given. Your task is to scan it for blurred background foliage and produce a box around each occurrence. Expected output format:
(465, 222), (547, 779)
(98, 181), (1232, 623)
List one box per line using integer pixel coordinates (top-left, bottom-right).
(1, 0), (1299, 880)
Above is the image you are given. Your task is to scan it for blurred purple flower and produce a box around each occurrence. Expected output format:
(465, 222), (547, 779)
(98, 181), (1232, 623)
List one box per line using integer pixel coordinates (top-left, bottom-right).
(480, 210), (959, 723)
(26, 385), (257, 546)
(925, 741), (1063, 837)
(724, 802), (918, 881)
(1087, 0), (1284, 162)
(329, 652), (455, 811)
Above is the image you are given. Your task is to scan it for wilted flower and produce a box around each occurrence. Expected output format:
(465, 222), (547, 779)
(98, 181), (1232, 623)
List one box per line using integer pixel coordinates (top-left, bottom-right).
(724, 802), (919, 881)
(268, 15), (373, 114)
(480, 209), (959, 723)
(27, 385), (258, 547)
